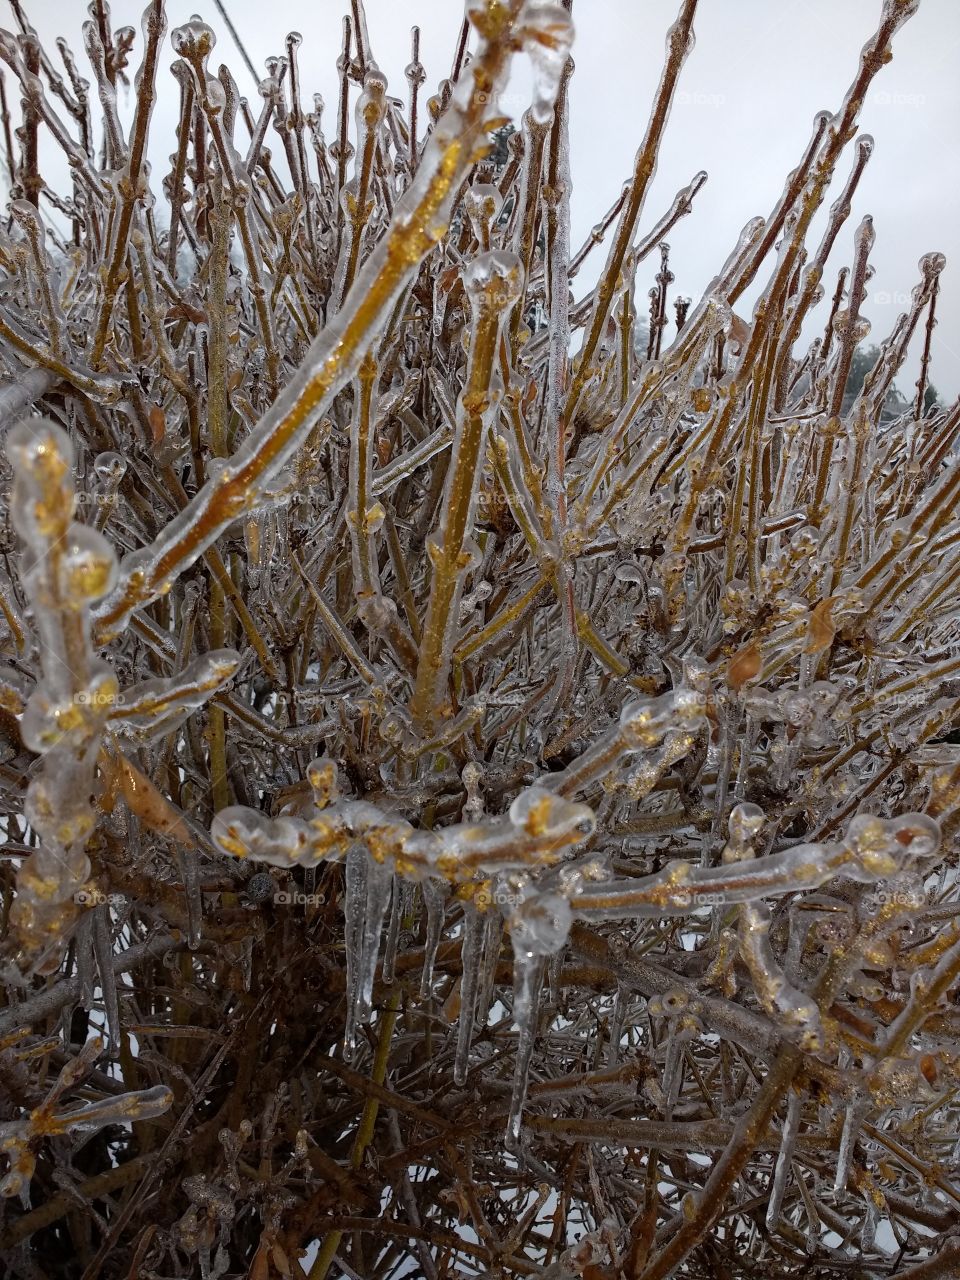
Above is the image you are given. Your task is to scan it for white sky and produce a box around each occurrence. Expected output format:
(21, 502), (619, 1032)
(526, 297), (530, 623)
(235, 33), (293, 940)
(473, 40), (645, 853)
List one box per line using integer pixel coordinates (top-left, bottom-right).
(10, 0), (960, 400)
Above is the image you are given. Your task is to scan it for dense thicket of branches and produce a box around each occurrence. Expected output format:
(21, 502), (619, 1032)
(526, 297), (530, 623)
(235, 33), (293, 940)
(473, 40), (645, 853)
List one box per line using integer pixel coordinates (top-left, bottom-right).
(1, 1), (959, 1278)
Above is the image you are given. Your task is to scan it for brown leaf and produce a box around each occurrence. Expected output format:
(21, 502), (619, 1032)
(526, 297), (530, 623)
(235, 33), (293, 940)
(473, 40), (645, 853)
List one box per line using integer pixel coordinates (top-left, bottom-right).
(148, 405), (165, 445)
(727, 640), (762, 691)
(805, 596), (837, 653)
(112, 748), (194, 846)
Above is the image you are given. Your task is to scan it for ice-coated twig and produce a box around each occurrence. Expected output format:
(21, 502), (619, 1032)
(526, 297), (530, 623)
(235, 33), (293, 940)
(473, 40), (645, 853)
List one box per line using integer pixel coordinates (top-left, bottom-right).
(0, 1035), (171, 1202)
(569, 810), (939, 920)
(92, 2), (560, 642)
(765, 1087), (801, 1230)
(409, 249), (523, 730)
(5, 419), (118, 968)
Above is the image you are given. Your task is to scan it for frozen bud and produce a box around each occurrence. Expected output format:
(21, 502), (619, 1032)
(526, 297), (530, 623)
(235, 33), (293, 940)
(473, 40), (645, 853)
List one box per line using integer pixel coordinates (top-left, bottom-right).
(0, 667), (30, 715)
(462, 250), (523, 312)
(171, 18), (215, 64)
(844, 812), (939, 882)
(648, 988), (696, 1019)
(509, 786), (595, 841)
(404, 53), (426, 90)
(833, 309), (871, 342)
(726, 802), (766, 858)
(21, 665), (118, 753)
(463, 183), (502, 242)
(357, 69), (388, 129)
(93, 451), (126, 485)
(379, 706), (413, 744)
(920, 250), (946, 279)
(212, 808), (308, 865)
(620, 682), (706, 749)
(59, 525), (118, 604)
(306, 758), (339, 809)
(869, 1055), (938, 1108)
(887, 813), (940, 858)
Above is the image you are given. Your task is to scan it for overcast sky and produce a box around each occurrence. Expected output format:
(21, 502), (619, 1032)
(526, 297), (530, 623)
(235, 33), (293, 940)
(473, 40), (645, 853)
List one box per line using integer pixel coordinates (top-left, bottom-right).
(11, 0), (960, 401)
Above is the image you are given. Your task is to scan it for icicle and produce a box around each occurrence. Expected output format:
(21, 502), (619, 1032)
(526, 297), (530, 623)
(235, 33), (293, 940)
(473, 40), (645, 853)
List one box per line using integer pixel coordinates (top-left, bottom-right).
(419, 878), (445, 1000)
(661, 1035), (683, 1120)
(343, 847), (393, 1060)
(860, 1181), (880, 1252)
(454, 902), (485, 1085)
(383, 879), (414, 984)
(238, 936), (254, 993)
(91, 904), (120, 1050)
(835, 1096), (864, 1196)
(343, 844), (367, 1060)
(75, 911), (97, 1009)
(476, 908), (503, 1028)
(766, 1089), (801, 1230)
(648, 990), (703, 1121)
(358, 855), (394, 1024)
(505, 888), (571, 1146)
(178, 847), (203, 950)
(608, 984), (626, 1065)
(517, 2), (574, 126)
(507, 951), (546, 1149)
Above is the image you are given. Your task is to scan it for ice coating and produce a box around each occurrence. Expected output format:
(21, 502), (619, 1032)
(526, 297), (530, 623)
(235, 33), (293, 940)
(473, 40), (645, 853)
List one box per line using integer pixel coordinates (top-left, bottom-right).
(110, 648), (240, 740)
(569, 809), (939, 919)
(92, 3), (535, 641)
(0, 0), (955, 1269)
(5, 420), (120, 967)
(408, 249), (523, 729)
(210, 782), (596, 878)
(517, 2), (574, 126)
(739, 900), (824, 1051)
(0, 1036), (172, 1201)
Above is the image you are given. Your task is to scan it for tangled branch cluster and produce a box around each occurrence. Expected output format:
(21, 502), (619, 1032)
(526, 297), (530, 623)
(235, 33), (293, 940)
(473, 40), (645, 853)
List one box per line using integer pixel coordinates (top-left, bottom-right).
(0, 0), (959, 1277)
